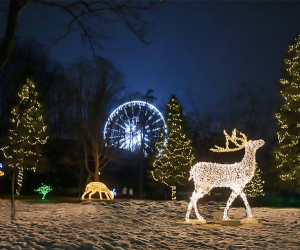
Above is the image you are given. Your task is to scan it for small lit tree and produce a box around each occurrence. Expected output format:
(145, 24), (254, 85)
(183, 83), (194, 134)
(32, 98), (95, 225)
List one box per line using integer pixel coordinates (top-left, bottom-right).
(34, 183), (52, 199)
(273, 34), (300, 188)
(244, 163), (265, 197)
(151, 95), (195, 200)
(1, 78), (48, 218)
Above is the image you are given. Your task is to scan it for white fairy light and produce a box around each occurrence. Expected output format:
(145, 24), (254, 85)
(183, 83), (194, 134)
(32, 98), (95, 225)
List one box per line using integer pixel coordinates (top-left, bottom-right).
(185, 129), (265, 221)
(81, 182), (114, 200)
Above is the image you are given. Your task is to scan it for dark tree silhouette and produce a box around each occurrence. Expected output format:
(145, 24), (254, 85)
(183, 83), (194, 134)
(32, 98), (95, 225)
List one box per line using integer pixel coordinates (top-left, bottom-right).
(0, 0), (161, 70)
(66, 57), (125, 183)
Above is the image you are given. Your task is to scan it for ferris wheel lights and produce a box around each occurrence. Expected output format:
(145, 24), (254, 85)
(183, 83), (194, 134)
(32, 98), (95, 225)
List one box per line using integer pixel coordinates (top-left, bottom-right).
(104, 101), (167, 155)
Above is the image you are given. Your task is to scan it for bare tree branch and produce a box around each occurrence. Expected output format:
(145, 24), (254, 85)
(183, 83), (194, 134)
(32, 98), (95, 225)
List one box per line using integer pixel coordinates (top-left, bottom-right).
(66, 57), (126, 182)
(0, 0), (160, 70)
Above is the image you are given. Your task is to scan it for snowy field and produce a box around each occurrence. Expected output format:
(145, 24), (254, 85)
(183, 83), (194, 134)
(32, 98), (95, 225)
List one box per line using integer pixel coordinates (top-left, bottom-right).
(0, 199), (299, 250)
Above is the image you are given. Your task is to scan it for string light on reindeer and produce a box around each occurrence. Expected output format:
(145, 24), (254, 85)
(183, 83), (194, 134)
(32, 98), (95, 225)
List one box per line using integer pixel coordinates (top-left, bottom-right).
(185, 129), (264, 222)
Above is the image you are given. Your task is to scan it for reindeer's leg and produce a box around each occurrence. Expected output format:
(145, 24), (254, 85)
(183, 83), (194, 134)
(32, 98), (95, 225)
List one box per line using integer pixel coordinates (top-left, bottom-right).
(81, 191), (88, 200)
(106, 191), (112, 200)
(186, 191), (199, 221)
(104, 188), (111, 199)
(185, 189), (207, 221)
(240, 191), (253, 218)
(89, 190), (96, 199)
(223, 190), (238, 220)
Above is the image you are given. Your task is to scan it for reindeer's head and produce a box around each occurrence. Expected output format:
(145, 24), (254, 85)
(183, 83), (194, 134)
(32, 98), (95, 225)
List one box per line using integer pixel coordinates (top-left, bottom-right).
(247, 139), (265, 150)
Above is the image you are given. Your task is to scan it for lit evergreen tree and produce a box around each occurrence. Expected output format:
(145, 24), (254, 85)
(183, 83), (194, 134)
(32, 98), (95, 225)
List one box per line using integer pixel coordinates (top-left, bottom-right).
(244, 163), (265, 197)
(1, 78), (48, 218)
(151, 95), (195, 200)
(273, 34), (300, 188)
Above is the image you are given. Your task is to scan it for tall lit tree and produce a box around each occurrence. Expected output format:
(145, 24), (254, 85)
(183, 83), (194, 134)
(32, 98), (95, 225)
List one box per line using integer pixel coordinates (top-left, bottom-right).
(1, 78), (48, 218)
(273, 34), (300, 188)
(244, 163), (265, 197)
(151, 95), (195, 200)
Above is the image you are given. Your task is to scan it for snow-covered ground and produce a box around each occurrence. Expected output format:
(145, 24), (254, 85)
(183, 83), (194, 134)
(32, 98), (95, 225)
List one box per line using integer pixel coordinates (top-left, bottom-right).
(0, 199), (299, 249)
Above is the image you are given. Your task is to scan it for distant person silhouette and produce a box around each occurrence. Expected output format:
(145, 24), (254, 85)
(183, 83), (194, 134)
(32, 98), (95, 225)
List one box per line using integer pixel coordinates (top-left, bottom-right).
(122, 186), (128, 199)
(129, 188), (133, 199)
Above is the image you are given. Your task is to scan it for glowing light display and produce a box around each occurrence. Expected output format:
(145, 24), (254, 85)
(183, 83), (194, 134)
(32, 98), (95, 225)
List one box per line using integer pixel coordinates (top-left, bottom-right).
(151, 95), (195, 200)
(0, 163), (3, 176)
(112, 189), (117, 197)
(185, 129), (265, 221)
(273, 34), (300, 183)
(0, 79), (48, 194)
(244, 163), (265, 197)
(82, 182), (114, 200)
(34, 183), (52, 199)
(103, 101), (167, 156)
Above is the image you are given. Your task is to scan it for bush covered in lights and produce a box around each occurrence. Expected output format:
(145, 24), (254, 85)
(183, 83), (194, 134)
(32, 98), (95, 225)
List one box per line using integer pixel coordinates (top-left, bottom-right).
(35, 183), (52, 199)
(244, 163), (265, 197)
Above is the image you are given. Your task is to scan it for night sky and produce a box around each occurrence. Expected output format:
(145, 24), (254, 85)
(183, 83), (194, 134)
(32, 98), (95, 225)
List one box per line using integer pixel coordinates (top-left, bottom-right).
(2, 1), (300, 111)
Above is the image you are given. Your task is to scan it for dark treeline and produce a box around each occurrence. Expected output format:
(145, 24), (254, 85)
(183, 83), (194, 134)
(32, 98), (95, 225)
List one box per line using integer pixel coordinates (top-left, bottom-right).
(0, 38), (281, 199)
(185, 83), (280, 193)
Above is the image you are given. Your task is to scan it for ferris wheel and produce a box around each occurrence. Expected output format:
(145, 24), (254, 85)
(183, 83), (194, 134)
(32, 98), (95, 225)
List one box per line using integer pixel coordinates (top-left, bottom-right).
(103, 101), (167, 156)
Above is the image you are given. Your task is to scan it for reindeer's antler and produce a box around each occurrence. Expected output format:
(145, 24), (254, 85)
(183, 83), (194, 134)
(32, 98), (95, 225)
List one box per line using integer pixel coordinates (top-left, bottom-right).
(210, 129), (247, 152)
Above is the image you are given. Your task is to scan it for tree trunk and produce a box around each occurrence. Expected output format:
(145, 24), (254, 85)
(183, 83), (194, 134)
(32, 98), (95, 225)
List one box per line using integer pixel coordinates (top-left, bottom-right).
(94, 154), (100, 182)
(17, 184), (21, 195)
(0, 0), (29, 70)
(11, 167), (16, 220)
(139, 150), (144, 199)
(83, 142), (93, 179)
(78, 164), (83, 201)
(139, 163), (143, 199)
(171, 186), (176, 200)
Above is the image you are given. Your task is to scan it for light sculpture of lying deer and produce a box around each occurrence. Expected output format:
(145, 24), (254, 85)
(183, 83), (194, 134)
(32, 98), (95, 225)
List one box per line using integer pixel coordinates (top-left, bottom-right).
(185, 129), (264, 221)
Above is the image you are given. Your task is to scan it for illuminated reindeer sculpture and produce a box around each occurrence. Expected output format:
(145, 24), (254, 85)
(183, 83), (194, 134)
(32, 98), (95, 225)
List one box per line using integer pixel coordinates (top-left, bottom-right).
(82, 182), (114, 200)
(186, 129), (264, 221)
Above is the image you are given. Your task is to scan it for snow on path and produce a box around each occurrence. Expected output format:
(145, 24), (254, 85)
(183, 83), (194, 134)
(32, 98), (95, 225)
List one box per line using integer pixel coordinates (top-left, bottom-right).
(0, 200), (299, 249)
